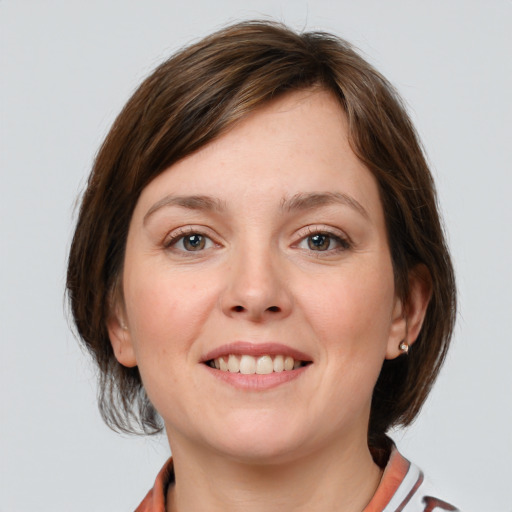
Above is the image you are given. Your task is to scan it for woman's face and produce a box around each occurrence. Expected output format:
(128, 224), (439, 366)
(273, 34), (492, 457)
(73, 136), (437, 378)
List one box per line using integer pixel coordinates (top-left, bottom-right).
(110, 89), (408, 462)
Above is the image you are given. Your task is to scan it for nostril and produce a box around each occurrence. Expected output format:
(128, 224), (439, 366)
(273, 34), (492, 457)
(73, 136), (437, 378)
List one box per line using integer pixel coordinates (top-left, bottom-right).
(231, 305), (281, 314)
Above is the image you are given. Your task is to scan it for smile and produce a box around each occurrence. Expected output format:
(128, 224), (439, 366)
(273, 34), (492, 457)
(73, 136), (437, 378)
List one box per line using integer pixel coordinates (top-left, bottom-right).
(201, 342), (313, 389)
(206, 354), (309, 374)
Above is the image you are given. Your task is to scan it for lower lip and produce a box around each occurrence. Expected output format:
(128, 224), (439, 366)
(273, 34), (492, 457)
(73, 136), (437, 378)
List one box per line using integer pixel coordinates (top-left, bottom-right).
(203, 364), (310, 390)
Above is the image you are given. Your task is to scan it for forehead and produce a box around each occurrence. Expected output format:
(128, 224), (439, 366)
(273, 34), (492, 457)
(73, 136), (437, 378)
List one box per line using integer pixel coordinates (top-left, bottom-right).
(133, 89), (383, 223)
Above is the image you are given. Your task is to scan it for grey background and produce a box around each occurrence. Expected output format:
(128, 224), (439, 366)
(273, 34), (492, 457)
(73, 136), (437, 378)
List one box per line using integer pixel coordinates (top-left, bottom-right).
(1, 1), (511, 511)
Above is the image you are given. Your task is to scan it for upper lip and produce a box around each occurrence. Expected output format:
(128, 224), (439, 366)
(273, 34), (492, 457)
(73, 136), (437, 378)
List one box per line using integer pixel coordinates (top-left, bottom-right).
(201, 341), (313, 363)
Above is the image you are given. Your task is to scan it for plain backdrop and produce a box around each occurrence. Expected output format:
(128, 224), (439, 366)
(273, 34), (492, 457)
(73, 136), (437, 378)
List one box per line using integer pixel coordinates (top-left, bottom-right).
(1, 1), (511, 511)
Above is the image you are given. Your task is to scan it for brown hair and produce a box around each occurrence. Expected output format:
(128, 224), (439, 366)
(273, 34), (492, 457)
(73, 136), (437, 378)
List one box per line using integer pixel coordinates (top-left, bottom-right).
(66, 20), (456, 447)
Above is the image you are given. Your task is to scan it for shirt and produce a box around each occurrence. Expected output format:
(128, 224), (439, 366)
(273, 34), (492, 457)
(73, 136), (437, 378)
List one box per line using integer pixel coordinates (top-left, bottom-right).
(135, 446), (458, 512)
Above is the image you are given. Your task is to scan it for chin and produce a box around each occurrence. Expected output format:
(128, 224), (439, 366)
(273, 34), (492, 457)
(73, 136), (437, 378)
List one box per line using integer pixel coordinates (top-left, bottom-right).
(204, 413), (314, 465)
(218, 440), (306, 466)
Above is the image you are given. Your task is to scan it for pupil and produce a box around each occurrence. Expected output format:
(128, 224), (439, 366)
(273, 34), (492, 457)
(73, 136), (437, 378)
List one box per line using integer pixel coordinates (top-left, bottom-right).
(188, 235), (201, 246)
(309, 234), (329, 250)
(185, 234), (204, 250)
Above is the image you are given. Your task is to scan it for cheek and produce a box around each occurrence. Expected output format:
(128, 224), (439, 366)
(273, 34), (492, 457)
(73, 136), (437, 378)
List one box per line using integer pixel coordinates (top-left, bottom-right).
(298, 260), (396, 353)
(123, 267), (218, 360)
(122, 268), (220, 418)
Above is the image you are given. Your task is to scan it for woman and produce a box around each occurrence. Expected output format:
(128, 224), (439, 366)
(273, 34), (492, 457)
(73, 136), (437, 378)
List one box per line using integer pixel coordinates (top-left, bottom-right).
(67, 21), (458, 511)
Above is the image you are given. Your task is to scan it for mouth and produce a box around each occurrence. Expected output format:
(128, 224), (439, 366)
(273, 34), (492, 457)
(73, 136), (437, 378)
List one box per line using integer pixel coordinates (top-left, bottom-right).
(205, 354), (311, 375)
(201, 342), (313, 376)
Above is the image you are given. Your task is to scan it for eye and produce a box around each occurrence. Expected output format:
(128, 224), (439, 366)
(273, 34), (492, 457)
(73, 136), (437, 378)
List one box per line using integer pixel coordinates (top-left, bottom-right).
(166, 232), (215, 252)
(297, 231), (350, 252)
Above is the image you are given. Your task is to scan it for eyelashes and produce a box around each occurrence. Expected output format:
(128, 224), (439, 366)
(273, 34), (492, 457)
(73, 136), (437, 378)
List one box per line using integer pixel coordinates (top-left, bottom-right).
(168, 233), (214, 252)
(163, 225), (352, 256)
(164, 227), (216, 253)
(297, 231), (351, 252)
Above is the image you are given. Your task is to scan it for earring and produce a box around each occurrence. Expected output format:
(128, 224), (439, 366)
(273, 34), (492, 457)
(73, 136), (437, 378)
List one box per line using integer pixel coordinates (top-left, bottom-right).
(399, 341), (409, 354)
(120, 321), (128, 330)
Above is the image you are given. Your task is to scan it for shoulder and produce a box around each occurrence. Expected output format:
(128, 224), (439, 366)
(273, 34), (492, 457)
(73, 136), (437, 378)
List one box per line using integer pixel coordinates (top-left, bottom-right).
(135, 457), (174, 512)
(366, 445), (460, 512)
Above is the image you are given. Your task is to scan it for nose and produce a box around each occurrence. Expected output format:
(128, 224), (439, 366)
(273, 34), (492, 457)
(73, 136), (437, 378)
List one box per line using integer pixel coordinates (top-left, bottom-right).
(220, 245), (293, 323)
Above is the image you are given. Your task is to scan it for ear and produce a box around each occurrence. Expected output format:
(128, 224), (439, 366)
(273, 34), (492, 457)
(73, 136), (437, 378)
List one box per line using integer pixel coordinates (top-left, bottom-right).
(386, 264), (432, 360)
(107, 310), (138, 368)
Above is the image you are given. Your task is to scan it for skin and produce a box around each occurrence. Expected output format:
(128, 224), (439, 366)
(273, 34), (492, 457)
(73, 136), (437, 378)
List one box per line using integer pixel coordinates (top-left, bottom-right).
(108, 89), (431, 512)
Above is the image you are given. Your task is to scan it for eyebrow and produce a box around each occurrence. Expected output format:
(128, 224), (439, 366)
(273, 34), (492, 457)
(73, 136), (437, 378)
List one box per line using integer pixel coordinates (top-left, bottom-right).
(143, 195), (226, 224)
(281, 192), (369, 219)
(143, 191), (369, 224)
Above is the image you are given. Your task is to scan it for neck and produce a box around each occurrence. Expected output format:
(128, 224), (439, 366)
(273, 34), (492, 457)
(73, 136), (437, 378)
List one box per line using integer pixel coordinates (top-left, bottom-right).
(166, 432), (383, 512)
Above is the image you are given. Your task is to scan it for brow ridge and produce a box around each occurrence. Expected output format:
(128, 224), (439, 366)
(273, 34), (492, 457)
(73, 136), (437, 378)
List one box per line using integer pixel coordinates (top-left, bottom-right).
(281, 192), (369, 219)
(144, 191), (368, 224)
(143, 195), (226, 224)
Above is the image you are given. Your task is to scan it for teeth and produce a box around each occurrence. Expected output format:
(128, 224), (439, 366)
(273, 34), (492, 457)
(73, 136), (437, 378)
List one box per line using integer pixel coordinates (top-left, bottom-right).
(256, 355), (273, 375)
(211, 354), (305, 374)
(239, 355), (256, 374)
(228, 354), (240, 373)
(273, 355), (284, 372)
(284, 356), (294, 371)
(219, 356), (228, 371)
